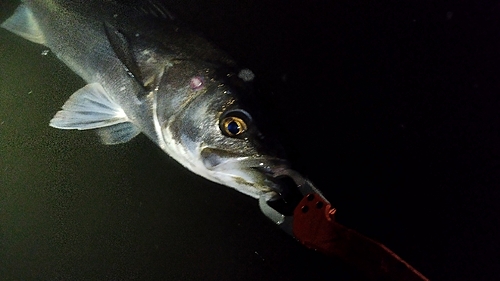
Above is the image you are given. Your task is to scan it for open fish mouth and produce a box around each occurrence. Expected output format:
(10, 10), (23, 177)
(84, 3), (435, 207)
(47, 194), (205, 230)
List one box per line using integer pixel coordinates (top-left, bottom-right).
(200, 147), (291, 192)
(201, 148), (289, 172)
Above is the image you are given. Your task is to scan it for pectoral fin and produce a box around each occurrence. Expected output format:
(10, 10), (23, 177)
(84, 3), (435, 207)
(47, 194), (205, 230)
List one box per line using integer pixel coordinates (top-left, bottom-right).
(96, 122), (141, 145)
(50, 83), (128, 130)
(50, 83), (141, 145)
(1, 4), (46, 45)
(50, 83), (140, 144)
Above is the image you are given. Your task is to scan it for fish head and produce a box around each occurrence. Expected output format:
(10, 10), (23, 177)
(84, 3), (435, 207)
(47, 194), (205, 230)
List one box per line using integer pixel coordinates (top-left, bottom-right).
(156, 62), (290, 198)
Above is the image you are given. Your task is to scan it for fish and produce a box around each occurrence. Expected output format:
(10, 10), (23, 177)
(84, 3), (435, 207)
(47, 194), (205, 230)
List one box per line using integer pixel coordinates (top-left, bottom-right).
(1, 0), (290, 199)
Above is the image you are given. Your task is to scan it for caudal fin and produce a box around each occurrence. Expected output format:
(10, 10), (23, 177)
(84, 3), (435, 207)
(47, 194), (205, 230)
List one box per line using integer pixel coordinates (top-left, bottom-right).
(1, 4), (46, 45)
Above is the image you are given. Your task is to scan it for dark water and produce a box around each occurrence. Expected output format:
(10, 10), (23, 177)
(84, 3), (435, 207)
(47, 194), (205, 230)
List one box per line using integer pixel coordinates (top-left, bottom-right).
(1, 1), (500, 280)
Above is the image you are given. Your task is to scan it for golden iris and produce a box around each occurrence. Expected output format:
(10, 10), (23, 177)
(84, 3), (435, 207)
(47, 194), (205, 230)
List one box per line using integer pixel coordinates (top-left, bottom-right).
(221, 116), (247, 136)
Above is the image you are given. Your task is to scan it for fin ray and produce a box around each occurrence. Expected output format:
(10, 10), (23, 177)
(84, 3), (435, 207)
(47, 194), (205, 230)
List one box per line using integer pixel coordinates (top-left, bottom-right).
(50, 83), (128, 130)
(103, 22), (145, 84)
(103, 22), (173, 95)
(1, 4), (46, 45)
(97, 122), (141, 145)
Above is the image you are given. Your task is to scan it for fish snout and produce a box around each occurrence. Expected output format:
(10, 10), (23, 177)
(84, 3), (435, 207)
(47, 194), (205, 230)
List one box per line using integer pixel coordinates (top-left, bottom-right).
(200, 147), (288, 171)
(200, 147), (301, 195)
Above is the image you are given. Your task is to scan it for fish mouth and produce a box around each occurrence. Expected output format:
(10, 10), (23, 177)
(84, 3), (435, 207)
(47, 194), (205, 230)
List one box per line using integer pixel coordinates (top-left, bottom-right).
(201, 148), (289, 171)
(200, 147), (291, 193)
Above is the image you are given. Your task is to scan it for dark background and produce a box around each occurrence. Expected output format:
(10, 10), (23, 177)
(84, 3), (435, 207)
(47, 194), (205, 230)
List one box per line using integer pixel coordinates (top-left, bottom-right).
(1, 0), (499, 280)
(168, 1), (500, 280)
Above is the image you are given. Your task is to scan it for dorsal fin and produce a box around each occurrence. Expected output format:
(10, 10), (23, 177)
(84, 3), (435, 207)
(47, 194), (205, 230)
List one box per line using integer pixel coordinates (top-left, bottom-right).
(104, 22), (144, 84)
(103, 22), (174, 95)
(133, 0), (176, 20)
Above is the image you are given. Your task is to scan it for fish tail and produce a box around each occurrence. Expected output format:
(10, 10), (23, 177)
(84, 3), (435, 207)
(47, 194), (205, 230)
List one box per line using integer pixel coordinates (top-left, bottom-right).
(1, 4), (46, 45)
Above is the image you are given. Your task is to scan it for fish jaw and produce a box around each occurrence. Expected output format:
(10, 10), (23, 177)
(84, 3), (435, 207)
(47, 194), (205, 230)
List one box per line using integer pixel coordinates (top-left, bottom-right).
(200, 147), (291, 195)
(159, 123), (285, 198)
(199, 155), (290, 198)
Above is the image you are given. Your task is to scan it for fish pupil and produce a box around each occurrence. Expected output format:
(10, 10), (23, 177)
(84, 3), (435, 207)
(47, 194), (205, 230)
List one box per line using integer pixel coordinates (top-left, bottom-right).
(227, 121), (240, 135)
(220, 115), (247, 136)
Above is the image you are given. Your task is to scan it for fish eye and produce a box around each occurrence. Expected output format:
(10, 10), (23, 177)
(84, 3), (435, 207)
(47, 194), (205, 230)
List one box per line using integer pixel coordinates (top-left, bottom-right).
(220, 109), (252, 137)
(221, 116), (247, 136)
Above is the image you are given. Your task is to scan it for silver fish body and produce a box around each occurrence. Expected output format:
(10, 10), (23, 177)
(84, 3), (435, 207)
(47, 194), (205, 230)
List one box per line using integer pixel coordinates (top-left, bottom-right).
(2, 0), (289, 198)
